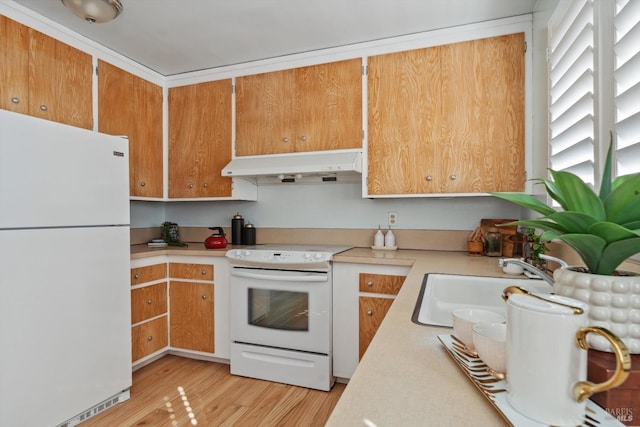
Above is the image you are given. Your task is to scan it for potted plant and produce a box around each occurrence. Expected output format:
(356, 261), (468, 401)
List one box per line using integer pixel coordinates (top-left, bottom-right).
(491, 138), (640, 354)
(521, 227), (549, 271)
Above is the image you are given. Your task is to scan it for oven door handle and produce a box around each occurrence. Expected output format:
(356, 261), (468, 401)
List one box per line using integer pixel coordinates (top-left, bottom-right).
(231, 269), (327, 282)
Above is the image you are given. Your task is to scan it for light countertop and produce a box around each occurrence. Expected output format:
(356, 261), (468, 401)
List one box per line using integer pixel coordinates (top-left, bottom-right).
(130, 244), (523, 425)
(328, 249), (518, 426)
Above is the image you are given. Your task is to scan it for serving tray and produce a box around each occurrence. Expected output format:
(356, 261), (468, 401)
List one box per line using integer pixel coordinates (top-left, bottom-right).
(437, 334), (624, 427)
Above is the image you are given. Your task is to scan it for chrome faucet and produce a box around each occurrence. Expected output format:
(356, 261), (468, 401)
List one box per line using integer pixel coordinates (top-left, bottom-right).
(498, 254), (567, 288)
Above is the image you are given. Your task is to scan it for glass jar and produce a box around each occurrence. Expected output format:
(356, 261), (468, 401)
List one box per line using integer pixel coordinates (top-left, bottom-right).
(485, 228), (503, 257)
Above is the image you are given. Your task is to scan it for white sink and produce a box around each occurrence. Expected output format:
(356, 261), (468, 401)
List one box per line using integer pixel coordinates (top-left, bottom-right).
(412, 273), (554, 327)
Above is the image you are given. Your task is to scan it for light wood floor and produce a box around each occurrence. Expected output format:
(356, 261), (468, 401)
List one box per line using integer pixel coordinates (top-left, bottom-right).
(82, 355), (345, 427)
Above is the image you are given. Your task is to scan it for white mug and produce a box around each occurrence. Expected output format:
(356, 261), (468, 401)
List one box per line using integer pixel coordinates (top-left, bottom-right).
(504, 290), (630, 426)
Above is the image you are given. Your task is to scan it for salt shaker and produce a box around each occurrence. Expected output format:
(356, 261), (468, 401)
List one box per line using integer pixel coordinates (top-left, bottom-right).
(374, 226), (384, 247)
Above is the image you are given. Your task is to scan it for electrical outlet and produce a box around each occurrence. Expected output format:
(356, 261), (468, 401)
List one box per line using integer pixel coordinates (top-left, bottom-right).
(388, 211), (397, 226)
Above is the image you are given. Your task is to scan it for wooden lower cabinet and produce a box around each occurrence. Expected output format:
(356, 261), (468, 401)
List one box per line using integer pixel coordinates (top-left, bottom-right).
(359, 296), (394, 359)
(130, 263), (166, 286)
(333, 263), (410, 379)
(132, 316), (168, 362)
(169, 281), (214, 353)
(131, 283), (167, 324)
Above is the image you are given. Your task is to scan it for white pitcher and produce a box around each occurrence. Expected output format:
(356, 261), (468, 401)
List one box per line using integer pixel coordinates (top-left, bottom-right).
(504, 289), (631, 426)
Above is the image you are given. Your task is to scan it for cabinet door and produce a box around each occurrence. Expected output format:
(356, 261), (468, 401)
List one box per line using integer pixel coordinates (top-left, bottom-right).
(131, 283), (167, 324)
(368, 47), (443, 194)
(359, 273), (405, 295)
(131, 263), (167, 286)
(0, 16), (29, 115)
(98, 60), (163, 198)
(441, 33), (525, 192)
(168, 80), (232, 198)
(235, 69), (296, 155)
(132, 315), (168, 362)
(359, 296), (394, 359)
(28, 29), (93, 129)
(169, 262), (214, 281)
(169, 281), (214, 353)
(295, 59), (362, 152)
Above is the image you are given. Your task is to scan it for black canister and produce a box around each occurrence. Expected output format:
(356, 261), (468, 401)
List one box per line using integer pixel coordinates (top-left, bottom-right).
(231, 213), (244, 245)
(242, 222), (256, 245)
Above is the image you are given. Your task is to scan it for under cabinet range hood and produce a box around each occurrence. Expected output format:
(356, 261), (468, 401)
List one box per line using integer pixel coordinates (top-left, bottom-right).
(221, 150), (362, 184)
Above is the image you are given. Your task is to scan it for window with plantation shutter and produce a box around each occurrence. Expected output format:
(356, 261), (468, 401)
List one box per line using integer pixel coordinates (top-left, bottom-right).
(548, 0), (595, 186)
(614, 0), (640, 176)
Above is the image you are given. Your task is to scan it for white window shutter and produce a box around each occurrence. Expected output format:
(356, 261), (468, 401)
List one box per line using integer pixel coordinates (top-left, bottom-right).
(614, 0), (640, 176)
(548, 0), (596, 185)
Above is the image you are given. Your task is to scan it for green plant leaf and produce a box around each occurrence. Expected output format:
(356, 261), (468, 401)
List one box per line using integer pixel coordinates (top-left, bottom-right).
(604, 174), (640, 223)
(547, 211), (598, 233)
(549, 169), (606, 220)
(597, 237), (640, 275)
(599, 134), (614, 201)
(588, 222), (639, 244)
(489, 192), (556, 216)
(622, 220), (640, 230)
(557, 234), (607, 274)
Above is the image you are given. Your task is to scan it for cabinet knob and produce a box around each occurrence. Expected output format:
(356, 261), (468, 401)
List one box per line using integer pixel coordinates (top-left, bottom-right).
(147, 299), (152, 305)
(140, 181), (146, 187)
(201, 294), (207, 300)
(367, 309), (374, 316)
(282, 137), (289, 143)
(147, 335), (153, 341)
(11, 97), (20, 104)
(188, 183), (194, 189)
(203, 183), (208, 188)
(134, 273), (140, 279)
(450, 174), (457, 180)
(39, 105), (47, 111)
(367, 280), (374, 287)
(425, 175), (433, 181)
(300, 135), (307, 142)
(201, 269), (207, 275)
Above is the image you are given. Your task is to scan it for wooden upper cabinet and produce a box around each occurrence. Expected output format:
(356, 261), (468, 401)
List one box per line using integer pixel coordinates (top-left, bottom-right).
(368, 46), (442, 195)
(98, 60), (163, 198)
(236, 58), (362, 156)
(168, 80), (233, 198)
(1, 16), (92, 129)
(295, 59), (363, 152)
(367, 33), (525, 195)
(441, 33), (525, 193)
(235, 69), (296, 156)
(0, 15), (29, 115)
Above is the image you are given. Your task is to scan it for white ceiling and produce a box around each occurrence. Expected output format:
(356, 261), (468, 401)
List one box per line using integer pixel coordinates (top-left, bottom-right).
(8, 0), (539, 76)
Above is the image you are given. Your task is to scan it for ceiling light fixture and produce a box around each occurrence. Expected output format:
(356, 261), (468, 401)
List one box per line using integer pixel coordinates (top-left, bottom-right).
(61, 0), (123, 24)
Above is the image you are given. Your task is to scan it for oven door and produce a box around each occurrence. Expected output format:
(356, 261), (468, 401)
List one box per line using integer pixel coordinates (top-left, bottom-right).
(230, 266), (331, 354)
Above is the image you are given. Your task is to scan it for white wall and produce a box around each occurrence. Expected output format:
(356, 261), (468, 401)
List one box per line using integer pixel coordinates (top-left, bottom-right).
(155, 184), (524, 230)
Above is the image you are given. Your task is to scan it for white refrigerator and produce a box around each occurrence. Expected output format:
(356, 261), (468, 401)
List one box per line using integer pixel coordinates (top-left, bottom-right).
(0, 110), (132, 427)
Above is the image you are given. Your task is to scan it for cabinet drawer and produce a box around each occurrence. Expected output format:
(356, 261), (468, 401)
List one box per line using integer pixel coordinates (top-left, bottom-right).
(359, 273), (406, 295)
(132, 316), (168, 362)
(359, 296), (394, 359)
(131, 263), (166, 286)
(169, 263), (214, 281)
(131, 283), (167, 324)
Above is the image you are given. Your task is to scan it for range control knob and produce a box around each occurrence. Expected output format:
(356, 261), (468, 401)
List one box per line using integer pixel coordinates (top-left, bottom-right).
(314, 253), (323, 259)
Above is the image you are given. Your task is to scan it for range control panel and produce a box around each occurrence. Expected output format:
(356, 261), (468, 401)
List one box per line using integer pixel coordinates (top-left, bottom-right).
(226, 249), (333, 264)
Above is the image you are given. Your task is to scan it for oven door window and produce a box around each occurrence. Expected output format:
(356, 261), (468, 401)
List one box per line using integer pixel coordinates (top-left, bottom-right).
(248, 288), (309, 331)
